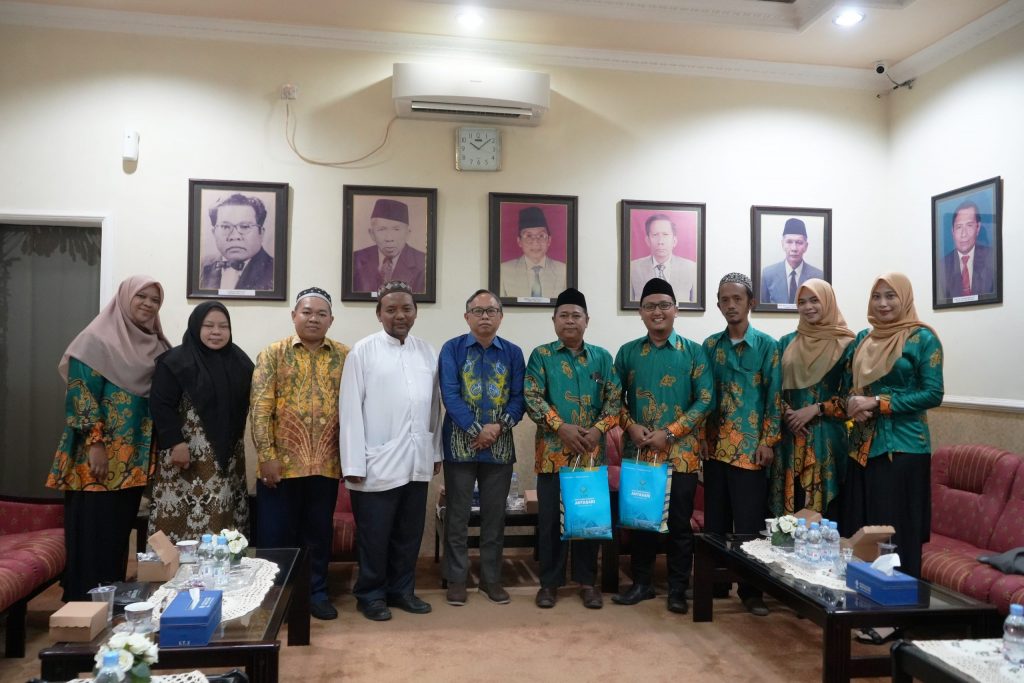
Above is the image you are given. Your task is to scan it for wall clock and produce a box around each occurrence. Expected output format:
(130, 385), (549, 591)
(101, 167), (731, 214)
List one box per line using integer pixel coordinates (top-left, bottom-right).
(455, 126), (501, 171)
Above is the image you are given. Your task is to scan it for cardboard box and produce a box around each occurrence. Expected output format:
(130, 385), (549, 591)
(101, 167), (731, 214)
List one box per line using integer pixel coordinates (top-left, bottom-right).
(846, 561), (920, 605)
(794, 508), (822, 525)
(136, 530), (180, 582)
(159, 590), (222, 647)
(840, 525), (895, 562)
(49, 602), (107, 642)
(525, 489), (539, 514)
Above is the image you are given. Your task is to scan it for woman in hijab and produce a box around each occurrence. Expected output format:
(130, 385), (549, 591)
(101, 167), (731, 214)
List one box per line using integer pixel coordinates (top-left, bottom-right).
(845, 273), (943, 580)
(147, 301), (254, 543)
(47, 276), (170, 601)
(769, 279), (855, 518)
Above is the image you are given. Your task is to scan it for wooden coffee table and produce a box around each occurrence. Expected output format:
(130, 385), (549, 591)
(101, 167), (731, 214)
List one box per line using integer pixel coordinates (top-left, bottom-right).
(39, 547), (309, 683)
(693, 533), (1000, 683)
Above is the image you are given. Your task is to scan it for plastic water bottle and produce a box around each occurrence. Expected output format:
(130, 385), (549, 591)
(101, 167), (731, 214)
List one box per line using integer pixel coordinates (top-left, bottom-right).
(472, 480), (480, 509)
(806, 522), (823, 566)
(95, 650), (121, 683)
(820, 519), (834, 564)
(213, 535), (230, 587)
(507, 472), (521, 511)
(828, 521), (842, 565)
(198, 533), (214, 581)
(1004, 603), (1024, 664)
(793, 518), (807, 561)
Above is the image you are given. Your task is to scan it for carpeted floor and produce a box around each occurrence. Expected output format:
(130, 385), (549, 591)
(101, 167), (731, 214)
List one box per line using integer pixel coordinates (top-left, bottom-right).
(1, 550), (890, 682)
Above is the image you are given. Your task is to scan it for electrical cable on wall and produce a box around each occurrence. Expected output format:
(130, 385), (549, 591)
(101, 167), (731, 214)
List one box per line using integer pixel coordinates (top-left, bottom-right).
(284, 101), (398, 167)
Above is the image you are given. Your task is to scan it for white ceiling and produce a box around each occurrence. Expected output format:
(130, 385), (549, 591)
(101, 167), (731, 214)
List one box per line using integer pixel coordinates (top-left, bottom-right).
(1, 0), (1022, 89)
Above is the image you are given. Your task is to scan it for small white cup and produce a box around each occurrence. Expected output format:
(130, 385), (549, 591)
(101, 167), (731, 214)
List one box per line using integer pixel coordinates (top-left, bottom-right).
(124, 602), (154, 633)
(176, 539), (199, 563)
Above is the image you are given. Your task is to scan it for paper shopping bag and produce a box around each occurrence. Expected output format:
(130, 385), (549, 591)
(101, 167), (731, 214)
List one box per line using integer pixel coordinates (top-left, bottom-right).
(559, 466), (613, 541)
(618, 459), (671, 533)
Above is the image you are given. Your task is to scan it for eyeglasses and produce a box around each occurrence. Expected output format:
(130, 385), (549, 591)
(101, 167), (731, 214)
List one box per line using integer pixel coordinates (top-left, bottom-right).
(519, 233), (550, 243)
(641, 301), (675, 312)
(468, 307), (501, 317)
(214, 222), (259, 235)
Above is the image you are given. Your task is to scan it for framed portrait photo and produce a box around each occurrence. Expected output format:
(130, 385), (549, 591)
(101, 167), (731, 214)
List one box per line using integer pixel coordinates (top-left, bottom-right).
(750, 206), (832, 313)
(931, 176), (1003, 309)
(619, 200), (705, 311)
(187, 179), (289, 301)
(488, 193), (578, 307)
(342, 185), (438, 303)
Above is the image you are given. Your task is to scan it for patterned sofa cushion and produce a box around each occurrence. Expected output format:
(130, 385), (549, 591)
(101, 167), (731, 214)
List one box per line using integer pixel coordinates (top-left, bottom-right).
(931, 445), (1017, 549)
(989, 453), (1024, 552)
(0, 529), (65, 613)
(0, 498), (63, 535)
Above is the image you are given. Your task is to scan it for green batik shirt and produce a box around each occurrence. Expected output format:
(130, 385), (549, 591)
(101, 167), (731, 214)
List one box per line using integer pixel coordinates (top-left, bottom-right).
(849, 327), (943, 461)
(524, 340), (622, 474)
(768, 334), (854, 516)
(702, 325), (783, 471)
(614, 331), (714, 474)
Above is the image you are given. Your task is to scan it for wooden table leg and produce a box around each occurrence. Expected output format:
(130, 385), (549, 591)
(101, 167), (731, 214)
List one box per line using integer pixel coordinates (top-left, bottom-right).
(822, 616), (851, 683)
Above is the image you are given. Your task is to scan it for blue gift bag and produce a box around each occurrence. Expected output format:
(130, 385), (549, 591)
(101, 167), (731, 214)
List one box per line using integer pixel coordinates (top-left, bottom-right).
(618, 459), (671, 533)
(559, 466), (613, 541)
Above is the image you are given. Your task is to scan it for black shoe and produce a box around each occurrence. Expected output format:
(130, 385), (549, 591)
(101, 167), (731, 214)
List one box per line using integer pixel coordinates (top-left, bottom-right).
(855, 627), (900, 645)
(357, 599), (393, 621)
(535, 586), (557, 608)
(386, 594), (432, 614)
(611, 583), (656, 605)
(742, 596), (770, 617)
(310, 600), (338, 620)
(667, 591), (689, 614)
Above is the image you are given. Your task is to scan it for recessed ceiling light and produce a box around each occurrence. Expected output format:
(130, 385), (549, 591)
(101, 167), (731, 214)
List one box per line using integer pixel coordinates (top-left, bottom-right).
(833, 10), (864, 27)
(457, 8), (483, 30)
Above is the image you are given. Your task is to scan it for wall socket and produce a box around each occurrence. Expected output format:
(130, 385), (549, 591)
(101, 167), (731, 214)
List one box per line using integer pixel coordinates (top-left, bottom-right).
(280, 84), (298, 100)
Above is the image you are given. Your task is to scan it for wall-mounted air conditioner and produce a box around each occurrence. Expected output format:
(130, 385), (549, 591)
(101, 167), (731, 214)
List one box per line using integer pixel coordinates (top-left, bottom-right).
(392, 62), (550, 126)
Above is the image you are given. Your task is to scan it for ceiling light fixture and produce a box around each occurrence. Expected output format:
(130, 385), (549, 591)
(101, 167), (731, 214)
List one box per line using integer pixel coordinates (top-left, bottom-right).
(833, 10), (864, 27)
(457, 8), (483, 30)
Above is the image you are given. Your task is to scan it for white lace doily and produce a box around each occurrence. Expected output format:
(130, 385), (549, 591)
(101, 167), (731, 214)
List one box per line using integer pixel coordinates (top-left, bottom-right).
(149, 556), (281, 627)
(740, 538), (853, 592)
(914, 639), (1023, 683)
(70, 672), (206, 683)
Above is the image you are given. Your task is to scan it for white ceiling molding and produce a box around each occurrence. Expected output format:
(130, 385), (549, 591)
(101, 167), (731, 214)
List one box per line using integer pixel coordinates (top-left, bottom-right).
(0, 0), (1015, 91)
(423, 0), (915, 32)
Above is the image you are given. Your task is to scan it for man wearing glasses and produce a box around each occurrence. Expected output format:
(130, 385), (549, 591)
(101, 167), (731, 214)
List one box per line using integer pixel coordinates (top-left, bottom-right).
(499, 206), (567, 299)
(611, 278), (713, 615)
(201, 193), (274, 291)
(438, 290), (526, 607)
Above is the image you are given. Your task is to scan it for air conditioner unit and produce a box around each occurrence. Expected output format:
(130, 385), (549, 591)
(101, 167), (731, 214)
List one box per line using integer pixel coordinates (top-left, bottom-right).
(392, 62), (550, 126)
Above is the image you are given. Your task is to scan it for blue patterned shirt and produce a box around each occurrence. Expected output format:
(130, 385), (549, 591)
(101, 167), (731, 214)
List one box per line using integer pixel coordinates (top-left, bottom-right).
(439, 333), (526, 464)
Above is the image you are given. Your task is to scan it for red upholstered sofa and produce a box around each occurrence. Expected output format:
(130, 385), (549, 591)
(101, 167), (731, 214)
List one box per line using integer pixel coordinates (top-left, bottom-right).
(330, 481), (357, 562)
(0, 496), (65, 657)
(923, 444), (1024, 615)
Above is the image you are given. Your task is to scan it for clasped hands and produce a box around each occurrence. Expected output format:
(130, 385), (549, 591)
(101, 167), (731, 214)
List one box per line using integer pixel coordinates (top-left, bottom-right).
(846, 395), (880, 424)
(784, 404), (821, 436)
(557, 423), (601, 456)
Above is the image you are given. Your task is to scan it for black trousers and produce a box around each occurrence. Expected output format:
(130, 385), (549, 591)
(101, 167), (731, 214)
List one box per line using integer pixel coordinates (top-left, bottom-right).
(536, 472), (599, 588)
(62, 487), (144, 602)
(842, 452), (930, 579)
(257, 475), (339, 602)
(703, 459), (768, 600)
(349, 481), (428, 604)
(443, 461), (512, 586)
(627, 471), (698, 592)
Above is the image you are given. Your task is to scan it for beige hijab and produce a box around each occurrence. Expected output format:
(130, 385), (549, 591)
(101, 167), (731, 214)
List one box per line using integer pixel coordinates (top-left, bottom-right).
(852, 272), (939, 388)
(58, 275), (171, 397)
(782, 279), (855, 390)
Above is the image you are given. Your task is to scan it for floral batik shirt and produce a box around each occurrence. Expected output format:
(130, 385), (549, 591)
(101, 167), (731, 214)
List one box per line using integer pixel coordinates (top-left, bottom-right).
(614, 331), (714, 474)
(702, 325), (783, 471)
(46, 358), (154, 491)
(524, 340), (622, 473)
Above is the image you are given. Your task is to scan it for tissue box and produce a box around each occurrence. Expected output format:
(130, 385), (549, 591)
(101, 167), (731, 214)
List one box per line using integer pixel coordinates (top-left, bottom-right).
(845, 561), (920, 605)
(159, 590), (222, 647)
(49, 602), (108, 642)
(137, 530), (180, 582)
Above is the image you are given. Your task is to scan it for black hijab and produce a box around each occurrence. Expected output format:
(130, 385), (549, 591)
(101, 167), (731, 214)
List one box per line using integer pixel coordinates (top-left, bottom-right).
(159, 302), (254, 470)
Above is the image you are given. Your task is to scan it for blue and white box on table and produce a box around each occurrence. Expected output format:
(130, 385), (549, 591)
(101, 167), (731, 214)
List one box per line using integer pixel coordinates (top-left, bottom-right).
(159, 590), (222, 646)
(845, 561), (920, 605)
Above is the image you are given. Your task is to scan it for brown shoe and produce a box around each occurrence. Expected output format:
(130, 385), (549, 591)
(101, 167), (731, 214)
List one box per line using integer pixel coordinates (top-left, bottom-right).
(535, 586), (556, 608)
(479, 583), (511, 604)
(579, 585), (603, 609)
(446, 582), (468, 606)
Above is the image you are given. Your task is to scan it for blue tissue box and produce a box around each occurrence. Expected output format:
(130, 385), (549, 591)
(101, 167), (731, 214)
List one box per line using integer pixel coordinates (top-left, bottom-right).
(845, 561), (920, 605)
(159, 590), (222, 646)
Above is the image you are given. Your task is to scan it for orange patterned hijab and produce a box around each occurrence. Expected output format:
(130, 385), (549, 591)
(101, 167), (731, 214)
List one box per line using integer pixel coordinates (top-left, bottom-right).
(782, 279), (855, 390)
(852, 272), (939, 388)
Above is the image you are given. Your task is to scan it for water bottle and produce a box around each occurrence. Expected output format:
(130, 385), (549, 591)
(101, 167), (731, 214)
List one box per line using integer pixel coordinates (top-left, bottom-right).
(95, 650), (121, 683)
(1004, 603), (1024, 664)
(806, 522), (823, 566)
(828, 521), (841, 565)
(198, 533), (214, 581)
(793, 518), (807, 561)
(472, 480), (480, 509)
(507, 472), (521, 511)
(820, 519), (834, 564)
(213, 536), (230, 587)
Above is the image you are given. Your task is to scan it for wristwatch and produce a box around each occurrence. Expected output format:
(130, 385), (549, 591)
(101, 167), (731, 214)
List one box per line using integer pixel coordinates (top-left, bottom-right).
(663, 429), (676, 444)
